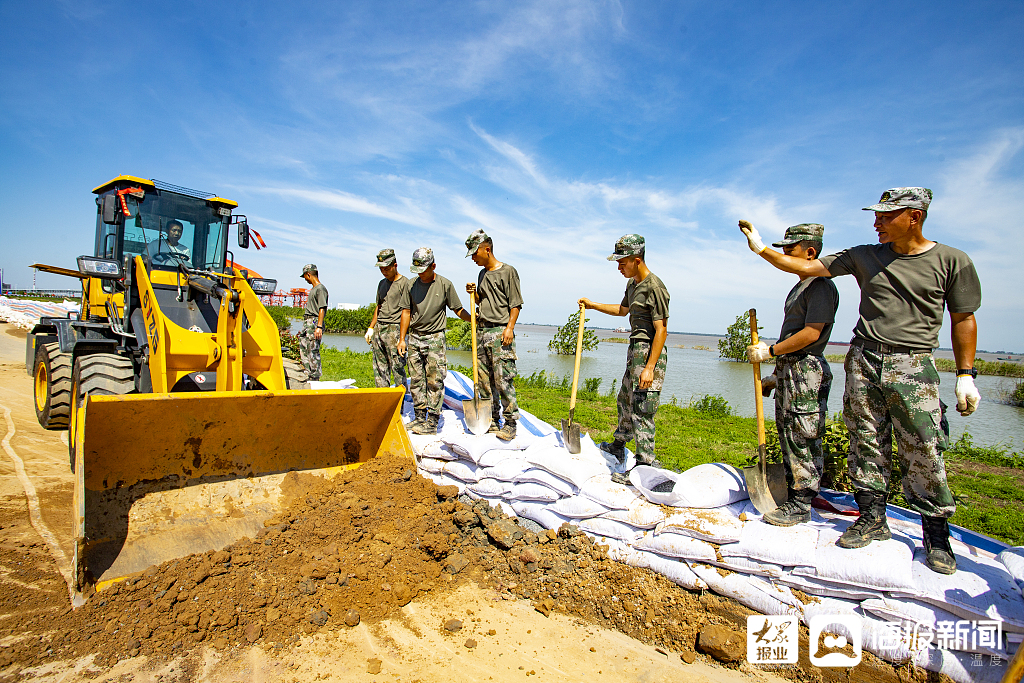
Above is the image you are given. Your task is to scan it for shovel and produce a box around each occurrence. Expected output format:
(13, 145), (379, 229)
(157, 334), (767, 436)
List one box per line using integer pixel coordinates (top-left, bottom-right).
(462, 291), (493, 435)
(743, 308), (788, 513)
(560, 303), (586, 454)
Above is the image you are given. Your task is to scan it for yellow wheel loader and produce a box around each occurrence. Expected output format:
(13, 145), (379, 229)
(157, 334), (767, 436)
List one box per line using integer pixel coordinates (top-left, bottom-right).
(27, 176), (412, 599)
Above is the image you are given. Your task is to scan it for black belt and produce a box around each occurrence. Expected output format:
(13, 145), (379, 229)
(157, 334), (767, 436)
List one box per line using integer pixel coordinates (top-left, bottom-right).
(775, 352), (810, 362)
(477, 321), (505, 328)
(851, 337), (931, 356)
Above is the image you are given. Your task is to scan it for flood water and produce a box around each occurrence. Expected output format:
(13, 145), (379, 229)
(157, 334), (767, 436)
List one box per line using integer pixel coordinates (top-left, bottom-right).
(316, 323), (1024, 449)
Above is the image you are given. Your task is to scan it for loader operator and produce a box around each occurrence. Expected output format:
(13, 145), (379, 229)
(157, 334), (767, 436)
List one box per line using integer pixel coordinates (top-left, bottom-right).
(464, 229), (523, 442)
(740, 187), (982, 575)
(298, 264), (328, 381)
(365, 249), (410, 396)
(147, 219), (191, 265)
(743, 223), (839, 528)
(397, 248), (472, 435)
(579, 234), (670, 486)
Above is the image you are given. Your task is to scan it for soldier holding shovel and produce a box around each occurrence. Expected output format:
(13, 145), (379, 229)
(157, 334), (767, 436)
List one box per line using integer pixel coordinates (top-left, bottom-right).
(740, 188), (982, 574)
(366, 249), (410, 397)
(579, 234), (670, 485)
(464, 229), (523, 441)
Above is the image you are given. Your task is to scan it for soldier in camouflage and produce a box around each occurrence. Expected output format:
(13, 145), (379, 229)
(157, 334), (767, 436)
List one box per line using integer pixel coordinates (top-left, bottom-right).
(297, 264), (328, 381)
(745, 224), (839, 527)
(741, 188), (983, 574)
(365, 249), (410, 396)
(465, 229), (524, 441)
(580, 234), (670, 485)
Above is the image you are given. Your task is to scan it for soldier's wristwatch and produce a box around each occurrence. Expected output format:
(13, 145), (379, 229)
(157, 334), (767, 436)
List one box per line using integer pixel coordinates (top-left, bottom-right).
(956, 368), (977, 378)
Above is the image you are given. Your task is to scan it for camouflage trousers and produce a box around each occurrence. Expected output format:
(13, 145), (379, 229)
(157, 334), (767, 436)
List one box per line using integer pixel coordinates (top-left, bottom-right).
(296, 317), (322, 381)
(774, 354), (832, 494)
(843, 344), (955, 518)
(371, 323), (408, 392)
(408, 331), (447, 416)
(613, 341), (668, 465)
(476, 326), (519, 424)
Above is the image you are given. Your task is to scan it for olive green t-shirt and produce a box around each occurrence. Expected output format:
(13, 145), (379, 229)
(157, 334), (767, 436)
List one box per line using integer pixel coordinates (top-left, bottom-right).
(475, 263), (524, 326)
(620, 273), (670, 343)
(819, 243), (981, 349)
(778, 277), (839, 357)
(403, 274), (464, 335)
(375, 275), (409, 325)
(304, 283), (328, 319)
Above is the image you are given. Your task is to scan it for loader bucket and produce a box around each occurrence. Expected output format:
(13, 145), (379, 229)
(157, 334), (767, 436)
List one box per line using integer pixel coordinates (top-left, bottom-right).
(71, 387), (411, 596)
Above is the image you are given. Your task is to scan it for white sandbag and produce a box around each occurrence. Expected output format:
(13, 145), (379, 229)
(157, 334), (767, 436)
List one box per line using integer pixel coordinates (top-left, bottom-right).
(508, 482), (561, 503)
(655, 507), (743, 544)
(467, 477), (513, 497)
(525, 445), (609, 489)
(577, 517), (642, 543)
(861, 597), (1004, 655)
(553, 496), (610, 519)
(416, 457), (446, 474)
(442, 460), (482, 483)
(421, 471), (466, 492)
(599, 499), (668, 529)
(720, 520), (819, 567)
(634, 533), (716, 562)
(631, 550), (707, 590)
(511, 501), (571, 531)
(793, 527), (917, 593)
(572, 433), (636, 474)
(714, 555), (785, 578)
(579, 477), (641, 510)
(477, 448), (529, 469)
(998, 547), (1024, 589)
(514, 469), (577, 497)
(777, 572), (887, 601)
(409, 436), (459, 460)
(443, 434), (529, 464)
(630, 463), (748, 508)
(911, 547), (1024, 632)
(479, 458), (530, 481)
(689, 563), (801, 616)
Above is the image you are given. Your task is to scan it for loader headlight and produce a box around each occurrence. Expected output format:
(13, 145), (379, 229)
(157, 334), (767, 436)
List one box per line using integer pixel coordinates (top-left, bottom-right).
(248, 278), (277, 295)
(77, 256), (123, 279)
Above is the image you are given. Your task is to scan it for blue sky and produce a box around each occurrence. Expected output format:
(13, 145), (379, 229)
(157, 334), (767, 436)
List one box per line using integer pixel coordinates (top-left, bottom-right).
(2, 1), (1022, 351)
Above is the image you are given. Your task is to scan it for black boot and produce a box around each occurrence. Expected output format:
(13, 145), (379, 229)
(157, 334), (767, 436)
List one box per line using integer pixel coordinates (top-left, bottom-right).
(408, 408), (426, 431)
(837, 491), (891, 549)
(599, 440), (627, 463)
(762, 488), (816, 527)
(412, 412), (439, 435)
(922, 516), (957, 575)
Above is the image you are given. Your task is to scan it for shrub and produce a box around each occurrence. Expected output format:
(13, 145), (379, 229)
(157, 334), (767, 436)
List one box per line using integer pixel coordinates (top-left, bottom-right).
(688, 394), (732, 418)
(718, 311), (768, 362)
(445, 318), (473, 351)
(266, 306), (294, 332)
(548, 309), (600, 356)
(323, 304), (376, 333)
(1008, 380), (1024, 407)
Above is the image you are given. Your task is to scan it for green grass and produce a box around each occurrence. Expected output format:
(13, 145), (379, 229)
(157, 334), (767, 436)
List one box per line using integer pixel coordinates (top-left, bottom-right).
(320, 347), (376, 387)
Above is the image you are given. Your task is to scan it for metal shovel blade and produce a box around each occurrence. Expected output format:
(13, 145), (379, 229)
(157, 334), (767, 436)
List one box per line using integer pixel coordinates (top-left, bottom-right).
(743, 446), (788, 514)
(463, 395), (493, 436)
(560, 418), (581, 454)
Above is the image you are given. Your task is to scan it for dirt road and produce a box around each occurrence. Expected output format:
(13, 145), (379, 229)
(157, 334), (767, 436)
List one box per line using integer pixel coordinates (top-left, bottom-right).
(0, 322), (939, 683)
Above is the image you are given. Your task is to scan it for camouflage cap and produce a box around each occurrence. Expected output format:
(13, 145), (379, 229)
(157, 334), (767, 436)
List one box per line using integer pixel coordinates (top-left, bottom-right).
(301, 264), (318, 276)
(464, 229), (490, 258)
(772, 223), (825, 248)
(410, 247), (434, 274)
(374, 248), (397, 268)
(606, 234), (645, 261)
(863, 187), (932, 213)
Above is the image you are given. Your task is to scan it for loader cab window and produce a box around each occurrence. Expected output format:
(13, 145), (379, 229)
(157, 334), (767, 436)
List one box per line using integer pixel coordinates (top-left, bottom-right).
(147, 219), (195, 267)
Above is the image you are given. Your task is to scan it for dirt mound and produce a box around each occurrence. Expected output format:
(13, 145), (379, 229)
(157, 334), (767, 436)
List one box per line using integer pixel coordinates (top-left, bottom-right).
(0, 455), (944, 682)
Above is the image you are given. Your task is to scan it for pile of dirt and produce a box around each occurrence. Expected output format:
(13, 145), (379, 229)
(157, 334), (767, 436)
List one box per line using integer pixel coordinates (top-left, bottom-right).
(0, 455), (942, 682)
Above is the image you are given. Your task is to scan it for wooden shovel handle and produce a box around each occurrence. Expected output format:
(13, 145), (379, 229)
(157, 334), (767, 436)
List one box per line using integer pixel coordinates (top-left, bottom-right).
(749, 308), (767, 448)
(470, 291), (480, 390)
(569, 304), (586, 411)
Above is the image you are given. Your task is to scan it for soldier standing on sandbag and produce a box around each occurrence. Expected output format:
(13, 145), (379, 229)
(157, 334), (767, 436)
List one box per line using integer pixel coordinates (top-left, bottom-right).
(464, 229), (524, 441)
(365, 249), (410, 396)
(740, 188), (982, 574)
(579, 234), (670, 485)
(397, 248), (472, 435)
(298, 264), (328, 381)
(743, 224), (839, 527)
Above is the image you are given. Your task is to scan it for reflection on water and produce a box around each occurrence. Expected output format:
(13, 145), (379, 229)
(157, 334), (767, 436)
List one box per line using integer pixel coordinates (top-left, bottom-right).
(318, 324), (1024, 448)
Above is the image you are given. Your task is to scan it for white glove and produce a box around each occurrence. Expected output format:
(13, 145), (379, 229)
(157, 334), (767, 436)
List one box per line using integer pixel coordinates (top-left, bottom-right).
(364, 327), (374, 344)
(955, 375), (981, 416)
(739, 220), (766, 254)
(747, 341), (771, 363)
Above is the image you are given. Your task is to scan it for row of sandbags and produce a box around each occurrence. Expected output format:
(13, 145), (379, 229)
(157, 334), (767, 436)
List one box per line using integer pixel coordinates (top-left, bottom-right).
(0, 296), (79, 330)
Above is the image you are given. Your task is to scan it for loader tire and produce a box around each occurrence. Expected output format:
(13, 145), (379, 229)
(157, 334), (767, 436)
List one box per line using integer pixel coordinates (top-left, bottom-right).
(283, 359), (310, 390)
(68, 354), (136, 472)
(33, 343), (72, 430)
